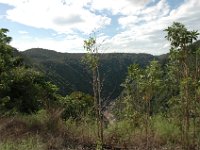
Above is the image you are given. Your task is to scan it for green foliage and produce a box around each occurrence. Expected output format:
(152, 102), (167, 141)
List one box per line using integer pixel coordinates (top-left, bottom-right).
(119, 60), (163, 116)
(0, 28), (12, 44)
(61, 91), (94, 120)
(164, 22), (199, 49)
(0, 29), (13, 73)
(83, 37), (99, 69)
(0, 28), (61, 114)
(164, 22), (200, 149)
(1, 24), (200, 149)
(164, 23), (200, 114)
(1, 67), (43, 113)
(39, 81), (61, 109)
(22, 48), (157, 99)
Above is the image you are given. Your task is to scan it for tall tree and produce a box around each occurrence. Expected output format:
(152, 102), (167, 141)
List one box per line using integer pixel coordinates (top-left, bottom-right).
(122, 60), (163, 149)
(83, 36), (104, 149)
(140, 60), (163, 149)
(165, 22), (199, 149)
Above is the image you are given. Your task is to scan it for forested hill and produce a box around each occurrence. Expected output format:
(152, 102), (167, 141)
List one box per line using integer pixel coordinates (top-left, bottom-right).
(21, 48), (166, 99)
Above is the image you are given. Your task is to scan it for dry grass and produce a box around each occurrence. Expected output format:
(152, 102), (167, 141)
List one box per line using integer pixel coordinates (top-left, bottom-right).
(0, 110), (74, 150)
(0, 113), (188, 150)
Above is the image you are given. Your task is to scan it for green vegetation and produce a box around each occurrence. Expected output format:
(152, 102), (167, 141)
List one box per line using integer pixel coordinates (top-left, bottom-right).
(21, 48), (158, 99)
(0, 23), (200, 149)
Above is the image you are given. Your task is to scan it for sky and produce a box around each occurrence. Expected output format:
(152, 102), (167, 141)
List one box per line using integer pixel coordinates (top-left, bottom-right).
(0, 0), (200, 55)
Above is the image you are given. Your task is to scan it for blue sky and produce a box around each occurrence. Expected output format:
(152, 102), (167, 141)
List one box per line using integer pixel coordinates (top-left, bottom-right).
(0, 0), (199, 55)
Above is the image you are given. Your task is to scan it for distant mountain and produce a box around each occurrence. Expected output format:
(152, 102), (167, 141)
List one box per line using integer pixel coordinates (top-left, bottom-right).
(21, 48), (165, 99)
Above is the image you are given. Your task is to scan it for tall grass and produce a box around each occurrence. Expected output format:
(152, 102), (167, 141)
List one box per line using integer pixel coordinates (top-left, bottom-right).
(65, 118), (97, 145)
(0, 135), (45, 150)
(152, 115), (181, 143)
(0, 111), (186, 149)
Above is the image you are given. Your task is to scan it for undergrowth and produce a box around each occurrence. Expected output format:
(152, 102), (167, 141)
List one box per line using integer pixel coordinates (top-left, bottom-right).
(0, 111), (190, 149)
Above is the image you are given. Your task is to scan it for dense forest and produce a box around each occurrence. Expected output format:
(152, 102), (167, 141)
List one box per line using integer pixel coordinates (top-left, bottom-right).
(20, 48), (165, 99)
(0, 22), (200, 149)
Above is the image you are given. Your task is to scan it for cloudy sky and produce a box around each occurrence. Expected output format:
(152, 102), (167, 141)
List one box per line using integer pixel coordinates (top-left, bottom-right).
(0, 0), (199, 55)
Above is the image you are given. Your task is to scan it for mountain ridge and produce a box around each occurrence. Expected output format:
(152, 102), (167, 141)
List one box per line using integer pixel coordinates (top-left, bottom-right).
(20, 48), (167, 99)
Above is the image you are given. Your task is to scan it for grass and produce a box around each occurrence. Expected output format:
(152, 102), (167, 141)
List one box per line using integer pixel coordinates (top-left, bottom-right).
(0, 135), (45, 150)
(65, 118), (97, 144)
(105, 120), (135, 143)
(0, 110), (98, 149)
(0, 111), (196, 149)
(152, 115), (181, 144)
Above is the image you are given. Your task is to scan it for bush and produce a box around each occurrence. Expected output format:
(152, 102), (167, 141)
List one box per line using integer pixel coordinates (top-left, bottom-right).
(61, 91), (94, 120)
(105, 120), (135, 145)
(152, 115), (180, 143)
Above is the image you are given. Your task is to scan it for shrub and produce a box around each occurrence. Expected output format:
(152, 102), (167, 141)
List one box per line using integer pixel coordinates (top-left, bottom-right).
(152, 115), (180, 143)
(105, 120), (135, 145)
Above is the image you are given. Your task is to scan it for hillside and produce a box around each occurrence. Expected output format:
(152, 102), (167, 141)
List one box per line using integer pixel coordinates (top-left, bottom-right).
(21, 48), (164, 99)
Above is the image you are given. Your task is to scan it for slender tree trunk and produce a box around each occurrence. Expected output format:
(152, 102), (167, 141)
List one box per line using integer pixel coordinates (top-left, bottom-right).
(83, 37), (103, 149)
(180, 93), (184, 149)
(93, 68), (101, 143)
(145, 94), (151, 150)
(92, 64), (103, 150)
(145, 101), (149, 150)
(183, 50), (190, 150)
(193, 50), (199, 148)
(97, 66), (103, 146)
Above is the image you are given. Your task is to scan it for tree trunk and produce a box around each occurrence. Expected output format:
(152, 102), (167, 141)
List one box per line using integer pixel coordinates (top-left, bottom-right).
(183, 50), (190, 150)
(93, 68), (100, 143)
(97, 66), (103, 146)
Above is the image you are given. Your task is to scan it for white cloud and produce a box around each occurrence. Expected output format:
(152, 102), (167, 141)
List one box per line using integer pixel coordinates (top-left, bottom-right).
(11, 35), (85, 53)
(90, 0), (150, 15)
(168, 0), (200, 30)
(18, 30), (29, 34)
(118, 0), (170, 29)
(0, 0), (200, 54)
(0, 0), (111, 34)
(118, 16), (139, 29)
(109, 0), (200, 55)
